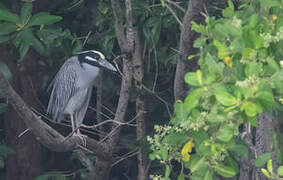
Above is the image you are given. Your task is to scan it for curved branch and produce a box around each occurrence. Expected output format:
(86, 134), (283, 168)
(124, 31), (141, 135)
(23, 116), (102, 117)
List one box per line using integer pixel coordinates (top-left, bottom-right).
(111, 0), (129, 53)
(0, 72), (110, 160)
(174, 0), (206, 100)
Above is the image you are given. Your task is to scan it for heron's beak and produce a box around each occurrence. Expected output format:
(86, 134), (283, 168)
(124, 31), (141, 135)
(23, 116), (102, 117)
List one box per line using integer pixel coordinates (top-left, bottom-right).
(100, 58), (117, 72)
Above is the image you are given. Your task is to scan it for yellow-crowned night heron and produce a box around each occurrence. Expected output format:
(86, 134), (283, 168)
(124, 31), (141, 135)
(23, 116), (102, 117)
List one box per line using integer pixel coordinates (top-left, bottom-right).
(47, 50), (117, 136)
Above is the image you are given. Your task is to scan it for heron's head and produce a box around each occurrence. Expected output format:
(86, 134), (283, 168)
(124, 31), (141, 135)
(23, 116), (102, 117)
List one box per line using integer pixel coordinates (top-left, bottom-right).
(77, 50), (117, 72)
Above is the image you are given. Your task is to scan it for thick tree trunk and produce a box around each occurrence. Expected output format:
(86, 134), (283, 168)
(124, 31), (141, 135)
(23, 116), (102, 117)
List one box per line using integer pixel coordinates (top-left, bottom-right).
(133, 31), (147, 180)
(1, 45), (44, 180)
(174, 0), (206, 101)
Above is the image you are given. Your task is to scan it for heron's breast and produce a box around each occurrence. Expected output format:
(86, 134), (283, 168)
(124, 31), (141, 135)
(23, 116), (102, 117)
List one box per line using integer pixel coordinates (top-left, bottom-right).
(64, 88), (88, 114)
(77, 65), (100, 89)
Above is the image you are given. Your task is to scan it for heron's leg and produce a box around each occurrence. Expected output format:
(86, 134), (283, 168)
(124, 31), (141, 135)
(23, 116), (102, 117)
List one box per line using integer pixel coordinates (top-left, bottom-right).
(75, 129), (87, 146)
(70, 113), (75, 133)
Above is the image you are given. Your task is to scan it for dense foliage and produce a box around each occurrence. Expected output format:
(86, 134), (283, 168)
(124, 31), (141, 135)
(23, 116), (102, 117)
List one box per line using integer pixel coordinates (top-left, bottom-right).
(148, 0), (283, 179)
(0, 0), (282, 179)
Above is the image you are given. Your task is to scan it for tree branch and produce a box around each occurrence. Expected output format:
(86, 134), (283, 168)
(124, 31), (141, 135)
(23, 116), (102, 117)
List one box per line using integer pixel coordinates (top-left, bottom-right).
(0, 72), (110, 160)
(174, 0), (206, 100)
(111, 0), (129, 53)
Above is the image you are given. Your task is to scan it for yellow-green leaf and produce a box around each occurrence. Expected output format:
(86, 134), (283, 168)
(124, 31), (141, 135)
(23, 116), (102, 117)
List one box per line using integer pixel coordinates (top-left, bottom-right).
(196, 70), (203, 85)
(213, 40), (229, 59)
(261, 168), (271, 178)
(215, 163), (237, 178)
(215, 92), (237, 106)
(181, 140), (194, 162)
(267, 159), (273, 175)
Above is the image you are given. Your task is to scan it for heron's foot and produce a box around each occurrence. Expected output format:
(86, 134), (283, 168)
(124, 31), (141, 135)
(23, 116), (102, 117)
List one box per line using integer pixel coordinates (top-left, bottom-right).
(73, 130), (87, 146)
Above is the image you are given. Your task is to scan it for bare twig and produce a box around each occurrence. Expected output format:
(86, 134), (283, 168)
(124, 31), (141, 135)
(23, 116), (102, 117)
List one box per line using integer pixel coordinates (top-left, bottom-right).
(30, 107), (104, 137)
(165, 0), (185, 12)
(88, 106), (113, 121)
(99, 112), (143, 144)
(152, 47), (158, 92)
(112, 148), (139, 167)
(141, 84), (173, 118)
(165, 4), (183, 28)
(83, 31), (92, 46)
(81, 119), (137, 129)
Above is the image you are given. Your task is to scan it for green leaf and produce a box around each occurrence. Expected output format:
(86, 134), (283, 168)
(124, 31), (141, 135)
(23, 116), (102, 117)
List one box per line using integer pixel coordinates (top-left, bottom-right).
(188, 53), (200, 60)
(261, 168), (271, 178)
(272, 71), (283, 94)
(173, 100), (188, 124)
(254, 153), (271, 167)
(165, 165), (171, 178)
(149, 152), (156, 160)
(194, 37), (207, 48)
(226, 157), (239, 174)
(163, 133), (187, 146)
(28, 12), (62, 26)
(213, 40), (229, 59)
(205, 53), (223, 74)
(204, 169), (213, 180)
(228, 143), (249, 158)
(185, 72), (199, 86)
(248, 116), (257, 126)
(0, 9), (20, 23)
(215, 92), (237, 106)
(184, 88), (203, 113)
(191, 21), (207, 35)
(177, 173), (185, 180)
(245, 62), (262, 77)
(215, 163), (237, 178)
(267, 159), (273, 175)
(266, 57), (280, 72)
(21, 2), (33, 24)
(20, 28), (45, 56)
(217, 126), (234, 142)
(0, 22), (18, 35)
(256, 91), (275, 109)
(223, 0), (234, 18)
(230, 38), (244, 53)
(0, 103), (7, 114)
(19, 42), (30, 62)
(243, 102), (262, 117)
(277, 166), (283, 176)
(0, 35), (11, 43)
(161, 146), (168, 160)
(260, 0), (280, 8)
(188, 155), (206, 173)
(0, 61), (12, 80)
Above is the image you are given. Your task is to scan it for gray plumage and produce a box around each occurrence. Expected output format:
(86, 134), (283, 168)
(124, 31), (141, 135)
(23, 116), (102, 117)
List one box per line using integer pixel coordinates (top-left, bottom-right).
(47, 50), (116, 133)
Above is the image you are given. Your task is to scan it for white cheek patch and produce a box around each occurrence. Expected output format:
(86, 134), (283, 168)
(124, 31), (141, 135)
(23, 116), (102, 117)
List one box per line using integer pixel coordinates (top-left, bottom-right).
(85, 56), (97, 62)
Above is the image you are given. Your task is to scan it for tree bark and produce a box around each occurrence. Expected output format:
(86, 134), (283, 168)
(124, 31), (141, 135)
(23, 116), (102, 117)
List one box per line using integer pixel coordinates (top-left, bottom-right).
(174, 0), (206, 101)
(1, 42), (44, 180)
(133, 31), (147, 180)
(90, 0), (135, 179)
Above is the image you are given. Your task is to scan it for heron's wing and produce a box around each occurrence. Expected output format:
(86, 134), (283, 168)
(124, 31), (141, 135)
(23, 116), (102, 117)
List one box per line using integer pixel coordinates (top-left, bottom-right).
(47, 58), (79, 122)
(74, 86), (93, 128)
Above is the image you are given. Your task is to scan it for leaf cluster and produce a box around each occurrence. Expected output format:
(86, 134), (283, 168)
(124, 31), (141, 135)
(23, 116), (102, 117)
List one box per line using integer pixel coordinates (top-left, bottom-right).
(149, 0), (283, 179)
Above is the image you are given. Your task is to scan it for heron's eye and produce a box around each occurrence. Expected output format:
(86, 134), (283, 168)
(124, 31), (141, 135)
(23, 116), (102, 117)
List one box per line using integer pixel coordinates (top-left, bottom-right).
(85, 56), (97, 62)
